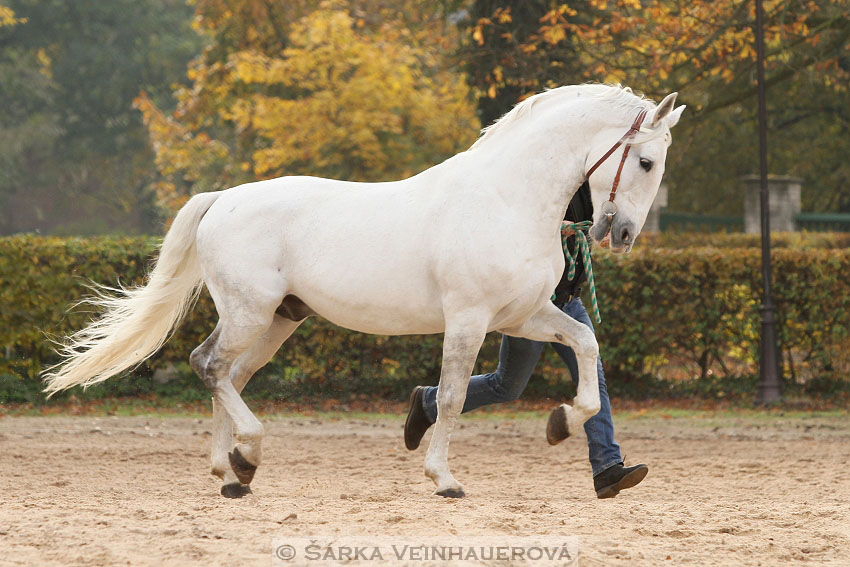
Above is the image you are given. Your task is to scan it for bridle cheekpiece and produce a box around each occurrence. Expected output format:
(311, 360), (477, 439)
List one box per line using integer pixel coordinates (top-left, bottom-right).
(583, 109), (650, 225)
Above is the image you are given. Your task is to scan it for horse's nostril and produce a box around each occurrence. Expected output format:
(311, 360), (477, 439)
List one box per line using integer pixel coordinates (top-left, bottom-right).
(621, 228), (631, 244)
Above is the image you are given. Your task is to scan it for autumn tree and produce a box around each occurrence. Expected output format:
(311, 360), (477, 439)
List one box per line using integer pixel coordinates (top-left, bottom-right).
(468, 1), (850, 213)
(136, 0), (480, 215)
(464, 1), (589, 126)
(471, 1), (849, 106)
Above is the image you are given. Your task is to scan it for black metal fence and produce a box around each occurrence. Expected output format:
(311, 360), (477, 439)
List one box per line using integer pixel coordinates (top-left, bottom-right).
(795, 213), (850, 232)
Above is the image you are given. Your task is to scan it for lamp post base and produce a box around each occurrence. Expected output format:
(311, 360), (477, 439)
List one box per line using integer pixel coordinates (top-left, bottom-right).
(755, 303), (782, 405)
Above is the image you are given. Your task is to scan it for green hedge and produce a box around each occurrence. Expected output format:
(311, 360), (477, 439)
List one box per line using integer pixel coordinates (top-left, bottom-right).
(591, 246), (850, 392)
(1, 234), (849, 403)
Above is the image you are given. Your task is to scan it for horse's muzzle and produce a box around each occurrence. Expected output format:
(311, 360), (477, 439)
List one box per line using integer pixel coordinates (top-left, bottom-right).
(609, 218), (637, 253)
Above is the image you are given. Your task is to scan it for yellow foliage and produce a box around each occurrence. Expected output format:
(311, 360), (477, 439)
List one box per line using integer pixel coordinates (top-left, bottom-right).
(494, 7), (512, 24)
(541, 24), (566, 45)
(133, 93), (234, 213)
(472, 24), (485, 45)
(139, 0), (479, 216)
(478, 0), (849, 99)
(0, 5), (25, 27)
(35, 48), (52, 78)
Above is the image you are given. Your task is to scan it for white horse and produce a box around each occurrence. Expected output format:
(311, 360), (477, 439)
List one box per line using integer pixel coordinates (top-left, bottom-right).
(44, 84), (685, 498)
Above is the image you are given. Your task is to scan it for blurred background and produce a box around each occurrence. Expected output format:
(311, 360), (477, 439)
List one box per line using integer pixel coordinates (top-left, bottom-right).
(1, 0), (849, 408)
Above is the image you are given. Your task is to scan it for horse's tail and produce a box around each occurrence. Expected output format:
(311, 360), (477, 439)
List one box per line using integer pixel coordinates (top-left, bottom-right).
(43, 191), (222, 396)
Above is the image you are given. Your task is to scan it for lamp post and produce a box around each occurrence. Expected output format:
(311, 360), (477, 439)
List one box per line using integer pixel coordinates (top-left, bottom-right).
(754, 0), (783, 404)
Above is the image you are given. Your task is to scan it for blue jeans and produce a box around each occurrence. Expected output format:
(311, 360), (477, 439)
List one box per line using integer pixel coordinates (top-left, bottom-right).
(422, 298), (622, 476)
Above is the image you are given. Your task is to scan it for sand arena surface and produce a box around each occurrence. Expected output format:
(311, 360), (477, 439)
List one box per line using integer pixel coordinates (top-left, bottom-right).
(0, 410), (848, 566)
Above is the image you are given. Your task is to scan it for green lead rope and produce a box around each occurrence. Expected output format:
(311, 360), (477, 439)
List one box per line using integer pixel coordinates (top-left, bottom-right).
(551, 220), (601, 324)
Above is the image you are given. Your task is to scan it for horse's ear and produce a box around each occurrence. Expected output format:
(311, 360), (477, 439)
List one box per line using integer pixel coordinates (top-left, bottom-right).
(649, 92), (678, 128)
(666, 105), (686, 129)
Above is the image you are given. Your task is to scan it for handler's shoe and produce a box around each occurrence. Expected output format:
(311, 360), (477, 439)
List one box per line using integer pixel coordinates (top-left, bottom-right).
(404, 386), (434, 450)
(593, 463), (648, 499)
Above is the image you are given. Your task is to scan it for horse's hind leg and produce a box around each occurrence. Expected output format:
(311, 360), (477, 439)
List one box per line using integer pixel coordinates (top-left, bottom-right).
(209, 315), (303, 497)
(190, 313), (275, 493)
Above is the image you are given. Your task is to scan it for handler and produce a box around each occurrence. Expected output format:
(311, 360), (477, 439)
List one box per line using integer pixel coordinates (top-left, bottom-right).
(403, 181), (648, 499)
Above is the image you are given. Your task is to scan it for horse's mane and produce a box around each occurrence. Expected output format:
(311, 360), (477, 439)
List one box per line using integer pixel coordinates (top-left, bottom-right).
(470, 83), (665, 150)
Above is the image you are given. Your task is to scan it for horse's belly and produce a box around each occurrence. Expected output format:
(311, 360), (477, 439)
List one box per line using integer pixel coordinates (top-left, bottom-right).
(297, 291), (447, 336)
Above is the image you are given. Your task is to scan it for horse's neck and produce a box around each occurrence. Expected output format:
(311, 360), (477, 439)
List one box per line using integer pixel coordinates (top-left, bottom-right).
(457, 105), (597, 235)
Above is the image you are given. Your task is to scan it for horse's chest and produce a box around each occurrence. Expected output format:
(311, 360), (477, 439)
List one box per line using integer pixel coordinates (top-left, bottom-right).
(485, 264), (557, 324)
(501, 244), (563, 292)
(481, 241), (562, 318)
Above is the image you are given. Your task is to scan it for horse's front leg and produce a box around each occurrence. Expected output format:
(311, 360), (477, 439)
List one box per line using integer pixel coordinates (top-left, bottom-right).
(424, 311), (488, 498)
(502, 301), (601, 436)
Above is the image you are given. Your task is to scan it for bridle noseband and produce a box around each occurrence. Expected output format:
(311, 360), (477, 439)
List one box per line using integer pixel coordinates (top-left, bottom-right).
(583, 109), (650, 225)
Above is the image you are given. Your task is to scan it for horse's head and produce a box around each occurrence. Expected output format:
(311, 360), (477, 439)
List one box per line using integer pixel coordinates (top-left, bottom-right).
(586, 92), (685, 253)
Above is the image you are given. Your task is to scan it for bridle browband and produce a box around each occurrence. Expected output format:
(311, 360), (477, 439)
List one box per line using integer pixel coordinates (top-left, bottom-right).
(584, 108), (650, 224)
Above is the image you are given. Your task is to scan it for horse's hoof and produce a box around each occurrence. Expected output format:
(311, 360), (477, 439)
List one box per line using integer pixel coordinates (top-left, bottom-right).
(229, 447), (257, 485)
(221, 483), (253, 498)
(546, 404), (570, 446)
(436, 487), (466, 499)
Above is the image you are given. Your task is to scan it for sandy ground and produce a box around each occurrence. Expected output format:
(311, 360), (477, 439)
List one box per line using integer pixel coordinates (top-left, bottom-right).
(1, 410), (849, 566)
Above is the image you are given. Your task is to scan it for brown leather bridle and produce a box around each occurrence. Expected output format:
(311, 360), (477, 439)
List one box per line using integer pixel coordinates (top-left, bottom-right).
(584, 109), (650, 225)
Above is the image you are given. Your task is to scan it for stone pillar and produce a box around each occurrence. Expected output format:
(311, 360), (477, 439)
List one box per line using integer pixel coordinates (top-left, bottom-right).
(643, 181), (668, 232)
(743, 175), (802, 233)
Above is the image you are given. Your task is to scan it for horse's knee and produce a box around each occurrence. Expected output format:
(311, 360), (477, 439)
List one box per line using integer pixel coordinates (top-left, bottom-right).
(437, 386), (466, 416)
(575, 330), (599, 361)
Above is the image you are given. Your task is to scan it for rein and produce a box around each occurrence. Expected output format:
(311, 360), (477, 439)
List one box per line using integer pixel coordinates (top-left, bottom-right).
(557, 220), (601, 324)
(552, 109), (650, 324)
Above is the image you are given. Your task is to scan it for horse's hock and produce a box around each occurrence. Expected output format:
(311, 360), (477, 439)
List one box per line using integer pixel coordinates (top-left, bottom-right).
(743, 174), (802, 233)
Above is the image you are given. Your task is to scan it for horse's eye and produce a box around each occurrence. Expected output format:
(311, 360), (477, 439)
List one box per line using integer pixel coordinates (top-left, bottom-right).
(639, 157), (653, 172)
